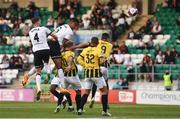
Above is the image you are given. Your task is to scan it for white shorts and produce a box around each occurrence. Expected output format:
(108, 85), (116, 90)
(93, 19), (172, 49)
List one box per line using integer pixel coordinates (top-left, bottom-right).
(51, 77), (63, 88)
(64, 75), (82, 90)
(85, 77), (106, 90)
(100, 66), (108, 80)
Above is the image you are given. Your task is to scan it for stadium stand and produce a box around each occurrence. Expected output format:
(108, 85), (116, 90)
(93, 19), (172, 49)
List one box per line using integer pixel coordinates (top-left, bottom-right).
(0, 0), (179, 92)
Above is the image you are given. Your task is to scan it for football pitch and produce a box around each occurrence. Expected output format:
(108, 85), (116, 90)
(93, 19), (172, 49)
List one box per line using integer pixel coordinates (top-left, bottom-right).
(1, 102), (180, 118)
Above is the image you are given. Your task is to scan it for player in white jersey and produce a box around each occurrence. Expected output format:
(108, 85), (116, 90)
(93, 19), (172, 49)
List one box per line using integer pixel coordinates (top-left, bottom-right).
(22, 19), (79, 86)
(28, 17), (58, 101)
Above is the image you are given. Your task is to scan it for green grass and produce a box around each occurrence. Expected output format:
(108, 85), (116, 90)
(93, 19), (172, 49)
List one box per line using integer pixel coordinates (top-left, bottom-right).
(1, 102), (180, 118)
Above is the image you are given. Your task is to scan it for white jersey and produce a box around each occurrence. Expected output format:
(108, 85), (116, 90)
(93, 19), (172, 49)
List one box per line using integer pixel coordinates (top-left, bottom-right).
(29, 27), (51, 52)
(54, 24), (74, 45)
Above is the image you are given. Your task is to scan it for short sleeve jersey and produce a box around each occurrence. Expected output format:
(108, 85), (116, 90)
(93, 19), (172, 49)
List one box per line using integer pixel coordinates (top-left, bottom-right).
(29, 26), (51, 52)
(97, 40), (113, 60)
(54, 24), (74, 45)
(80, 46), (101, 69)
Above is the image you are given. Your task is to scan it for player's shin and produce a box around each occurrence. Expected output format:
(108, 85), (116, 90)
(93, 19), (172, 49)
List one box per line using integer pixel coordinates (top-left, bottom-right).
(36, 74), (41, 92)
(101, 94), (108, 112)
(58, 69), (64, 81)
(75, 90), (81, 111)
(80, 94), (88, 110)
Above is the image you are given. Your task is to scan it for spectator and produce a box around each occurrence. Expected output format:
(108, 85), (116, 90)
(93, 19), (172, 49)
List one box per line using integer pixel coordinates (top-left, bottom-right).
(0, 54), (9, 69)
(18, 45), (26, 54)
(22, 22), (30, 36)
(0, 69), (5, 85)
(9, 54), (16, 69)
(147, 38), (154, 49)
(119, 42), (128, 54)
(77, 15), (83, 28)
(162, 0), (169, 7)
(82, 17), (91, 29)
(151, 21), (162, 36)
(20, 53), (29, 69)
(164, 50), (175, 64)
(71, 0), (81, 11)
(46, 16), (54, 28)
(139, 60), (148, 81)
(107, 0), (117, 9)
(69, 9), (75, 18)
(112, 78), (129, 90)
(110, 51), (124, 64)
(27, 1), (39, 18)
(124, 56), (135, 82)
(163, 71), (173, 91)
(127, 29), (135, 39)
(170, 47), (178, 58)
(0, 34), (7, 45)
(155, 50), (164, 64)
(136, 39), (145, 49)
(14, 54), (24, 69)
(177, 16), (180, 26)
(116, 14), (126, 31)
(147, 59), (154, 82)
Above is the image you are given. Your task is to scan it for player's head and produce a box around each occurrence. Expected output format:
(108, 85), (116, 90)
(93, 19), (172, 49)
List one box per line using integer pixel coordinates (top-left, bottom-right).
(101, 33), (110, 41)
(63, 40), (74, 49)
(91, 37), (99, 47)
(31, 17), (41, 27)
(68, 18), (79, 31)
(62, 35), (73, 44)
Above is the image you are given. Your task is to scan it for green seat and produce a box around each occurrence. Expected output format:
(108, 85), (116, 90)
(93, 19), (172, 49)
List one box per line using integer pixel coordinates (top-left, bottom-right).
(163, 65), (170, 70)
(155, 65), (163, 72)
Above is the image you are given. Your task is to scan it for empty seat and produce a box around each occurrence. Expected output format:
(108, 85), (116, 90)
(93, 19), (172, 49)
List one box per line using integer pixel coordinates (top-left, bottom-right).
(164, 34), (171, 40)
(156, 35), (164, 40)
(125, 40), (132, 46)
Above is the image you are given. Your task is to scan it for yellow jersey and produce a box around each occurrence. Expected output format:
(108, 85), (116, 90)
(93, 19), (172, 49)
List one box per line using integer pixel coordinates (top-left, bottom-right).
(61, 50), (78, 77)
(97, 40), (112, 60)
(77, 46), (102, 78)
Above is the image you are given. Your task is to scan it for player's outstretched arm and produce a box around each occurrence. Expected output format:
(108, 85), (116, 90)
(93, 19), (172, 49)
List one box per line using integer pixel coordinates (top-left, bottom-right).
(70, 42), (90, 50)
(49, 33), (58, 41)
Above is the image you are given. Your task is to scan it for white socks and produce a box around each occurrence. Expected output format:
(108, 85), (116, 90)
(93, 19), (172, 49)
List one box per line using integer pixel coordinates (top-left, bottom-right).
(44, 63), (51, 74)
(36, 75), (41, 92)
(28, 67), (36, 76)
(58, 69), (64, 81)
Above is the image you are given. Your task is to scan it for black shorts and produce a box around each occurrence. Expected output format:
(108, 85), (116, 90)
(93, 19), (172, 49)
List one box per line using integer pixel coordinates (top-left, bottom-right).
(33, 49), (50, 68)
(48, 40), (61, 59)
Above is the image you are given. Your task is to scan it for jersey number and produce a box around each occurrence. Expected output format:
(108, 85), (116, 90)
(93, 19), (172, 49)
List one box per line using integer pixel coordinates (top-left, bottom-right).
(101, 46), (106, 54)
(34, 33), (39, 42)
(86, 54), (95, 64)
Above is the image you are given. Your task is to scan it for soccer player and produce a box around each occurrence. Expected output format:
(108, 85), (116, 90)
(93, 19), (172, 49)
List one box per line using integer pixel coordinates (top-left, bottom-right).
(61, 39), (82, 114)
(77, 37), (111, 116)
(28, 17), (58, 101)
(22, 18), (79, 86)
(50, 36), (79, 113)
(89, 33), (112, 108)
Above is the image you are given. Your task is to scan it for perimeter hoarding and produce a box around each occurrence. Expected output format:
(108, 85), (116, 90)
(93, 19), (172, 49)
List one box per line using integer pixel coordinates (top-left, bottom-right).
(0, 89), (34, 102)
(137, 90), (180, 105)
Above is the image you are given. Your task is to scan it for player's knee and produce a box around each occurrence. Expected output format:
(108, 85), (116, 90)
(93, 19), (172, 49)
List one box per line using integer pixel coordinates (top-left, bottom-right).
(50, 85), (56, 93)
(84, 89), (90, 95)
(100, 86), (108, 95)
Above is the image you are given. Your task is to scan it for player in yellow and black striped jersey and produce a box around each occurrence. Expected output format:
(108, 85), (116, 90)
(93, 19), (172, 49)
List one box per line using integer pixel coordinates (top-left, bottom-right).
(61, 40), (82, 114)
(89, 33), (112, 109)
(61, 50), (78, 77)
(77, 37), (111, 116)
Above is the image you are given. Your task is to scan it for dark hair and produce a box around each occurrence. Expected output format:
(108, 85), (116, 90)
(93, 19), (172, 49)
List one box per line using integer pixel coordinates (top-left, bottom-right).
(69, 18), (79, 25)
(31, 17), (40, 24)
(63, 41), (73, 48)
(91, 37), (99, 45)
(101, 33), (110, 40)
